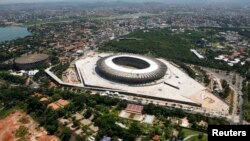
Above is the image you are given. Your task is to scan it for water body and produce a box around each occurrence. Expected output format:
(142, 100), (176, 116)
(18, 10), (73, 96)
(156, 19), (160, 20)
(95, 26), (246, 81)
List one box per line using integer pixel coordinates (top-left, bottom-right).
(0, 26), (31, 42)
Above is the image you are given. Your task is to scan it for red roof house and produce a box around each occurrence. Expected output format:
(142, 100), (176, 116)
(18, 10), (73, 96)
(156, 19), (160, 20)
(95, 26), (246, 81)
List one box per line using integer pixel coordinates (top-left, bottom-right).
(125, 104), (143, 114)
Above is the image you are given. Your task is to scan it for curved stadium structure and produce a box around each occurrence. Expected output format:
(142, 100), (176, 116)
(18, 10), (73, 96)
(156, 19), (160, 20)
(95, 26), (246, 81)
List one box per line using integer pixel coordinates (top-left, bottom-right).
(96, 54), (167, 84)
(14, 54), (49, 70)
(60, 52), (229, 113)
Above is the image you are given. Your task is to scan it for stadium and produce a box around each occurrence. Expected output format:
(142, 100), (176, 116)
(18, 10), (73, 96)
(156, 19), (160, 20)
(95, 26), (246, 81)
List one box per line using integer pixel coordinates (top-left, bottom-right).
(14, 54), (49, 70)
(46, 51), (229, 116)
(96, 54), (168, 84)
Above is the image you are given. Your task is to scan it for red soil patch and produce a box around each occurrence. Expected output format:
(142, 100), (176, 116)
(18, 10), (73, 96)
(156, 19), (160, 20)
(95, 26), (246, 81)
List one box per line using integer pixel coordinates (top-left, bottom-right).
(0, 111), (59, 141)
(1, 132), (14, 141)
(39, 135), (59, 141)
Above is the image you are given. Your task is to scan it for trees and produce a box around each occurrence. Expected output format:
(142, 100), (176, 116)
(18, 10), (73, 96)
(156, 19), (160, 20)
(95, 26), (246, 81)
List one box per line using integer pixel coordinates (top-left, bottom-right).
(72, 120), (80, 128)
(0, 72), (26, 84)
(204, 74), (210, 86)
(221, 79), (228, 89)
(50, 63), (70, 78)
(100, 28), (250, 80)
(0, 64), (13, 70)
(128, 122), (143, 137)
(33, 69), (46, 81)
(144, 103), (185, 118)
(84, 108), (93, 119)
(94, 113), (141, 141)
(101, 29), (197, 63)
(26, 97), (45, 115)
(15, 126), (28, 138)
(222, 85), (232, 99)
(59, 127), (72, 141)
(198, 133), (204, 139)
(164, 127), (173, 139)
(116, 100), (128, 110)
(242, 80), (250, 122)
(0, 86), (32, 108)
(46, 125), (58, 135)
(178, 129), (185, 140)
(178, 63), (196, 79)
(94, 114), (117, 129)
(50, 55), (60, 65)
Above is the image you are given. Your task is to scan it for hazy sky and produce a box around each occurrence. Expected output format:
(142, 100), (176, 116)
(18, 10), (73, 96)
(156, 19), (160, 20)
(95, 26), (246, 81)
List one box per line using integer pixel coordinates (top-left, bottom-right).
(0, 0), (249, 4)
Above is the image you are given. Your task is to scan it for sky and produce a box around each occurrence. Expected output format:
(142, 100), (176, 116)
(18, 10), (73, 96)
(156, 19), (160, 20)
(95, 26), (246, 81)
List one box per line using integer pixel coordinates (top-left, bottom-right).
(0, 0), (249, 4)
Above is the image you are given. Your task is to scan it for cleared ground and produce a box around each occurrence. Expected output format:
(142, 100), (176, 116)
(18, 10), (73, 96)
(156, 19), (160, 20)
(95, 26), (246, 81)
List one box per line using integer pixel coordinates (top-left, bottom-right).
(0, 110), (59, 141)
(62, 67), (81, 84)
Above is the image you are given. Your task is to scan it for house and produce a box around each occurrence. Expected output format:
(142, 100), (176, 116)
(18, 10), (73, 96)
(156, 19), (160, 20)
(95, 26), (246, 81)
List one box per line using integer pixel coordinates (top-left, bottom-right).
(48, 103), (61, 110)
(119, 104), (144, 121)
(56, 99), (70, 107)
(125, 104), (143, 114)
(40, 97), (49, 102)
(31, 92), (43, 98)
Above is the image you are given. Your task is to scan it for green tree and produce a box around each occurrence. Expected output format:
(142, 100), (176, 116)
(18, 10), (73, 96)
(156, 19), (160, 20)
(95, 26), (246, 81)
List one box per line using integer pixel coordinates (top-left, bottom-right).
(198, 133), (204, 139)
(129, 122), (142, 137)
(164, 127), (173, 139)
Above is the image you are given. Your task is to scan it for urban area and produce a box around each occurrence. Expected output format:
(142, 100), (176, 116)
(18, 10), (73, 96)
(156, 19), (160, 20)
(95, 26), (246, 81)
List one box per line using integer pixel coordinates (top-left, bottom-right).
(0, 1), (250, 141)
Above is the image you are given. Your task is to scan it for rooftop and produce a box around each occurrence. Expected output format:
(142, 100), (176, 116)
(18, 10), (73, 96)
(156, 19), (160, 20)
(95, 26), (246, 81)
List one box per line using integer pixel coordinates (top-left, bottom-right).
(15, 54), (49, 64)
(56, 99), (70, 107)
(125, 104), (143, 114)
(105, 54), (159, 74)
(48, 103), (60, 110)
(47, 99), (70, 110)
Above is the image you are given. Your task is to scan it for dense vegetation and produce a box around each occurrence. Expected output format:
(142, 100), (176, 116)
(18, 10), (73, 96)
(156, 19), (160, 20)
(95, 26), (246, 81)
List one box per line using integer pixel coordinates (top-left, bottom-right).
(100, 28), (250, 80)
(101, 29), (199, 62)
(50, 63), (70, 78)
(0, 82), (229, 141)
(177, 63), (196, 79)
(144, 103), (228, 126)
(242, 80), (250, 122)
(0, 71), (26, 84)
(101, 29), (227, 69)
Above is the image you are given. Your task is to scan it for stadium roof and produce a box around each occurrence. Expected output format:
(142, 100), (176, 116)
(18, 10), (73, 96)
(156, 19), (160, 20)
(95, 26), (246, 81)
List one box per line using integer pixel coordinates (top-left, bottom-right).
(96, 54), (167, 84)
(15, 54), (49, 64)
(105, 54), (159, 74)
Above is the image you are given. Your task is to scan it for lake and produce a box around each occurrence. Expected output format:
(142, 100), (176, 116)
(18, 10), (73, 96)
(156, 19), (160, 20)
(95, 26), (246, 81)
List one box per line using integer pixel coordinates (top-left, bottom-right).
(0, 26), (31, 42)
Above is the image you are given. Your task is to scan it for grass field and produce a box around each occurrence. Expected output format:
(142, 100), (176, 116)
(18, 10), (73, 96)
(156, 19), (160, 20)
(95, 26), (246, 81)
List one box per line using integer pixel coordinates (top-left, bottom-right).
(186, 134), (208, 141)
(182, 128), (208, 141)
(182, 128), (202, 136)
